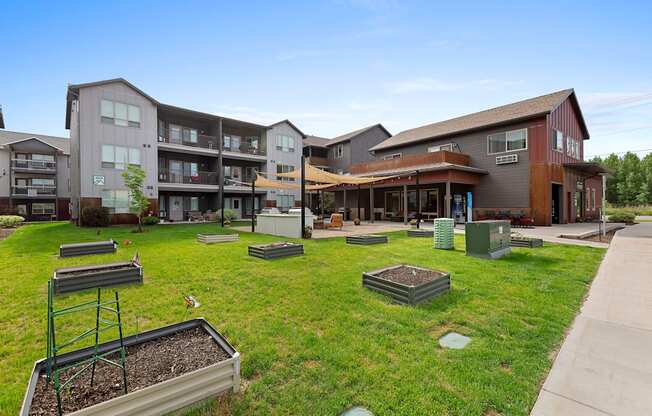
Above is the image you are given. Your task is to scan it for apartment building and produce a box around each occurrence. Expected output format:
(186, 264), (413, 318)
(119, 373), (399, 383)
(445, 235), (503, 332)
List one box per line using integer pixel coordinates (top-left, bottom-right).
(265, 120), (305, 211)
(302, 124), (391, 174)
(65, 78), (301, 223)
(328, 89), (607, 226)
(0, 129), (71, 220)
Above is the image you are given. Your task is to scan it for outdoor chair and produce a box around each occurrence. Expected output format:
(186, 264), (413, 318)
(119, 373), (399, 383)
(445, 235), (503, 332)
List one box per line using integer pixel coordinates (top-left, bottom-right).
(326, 213), (344, 230)
(188, 211), (204, 222)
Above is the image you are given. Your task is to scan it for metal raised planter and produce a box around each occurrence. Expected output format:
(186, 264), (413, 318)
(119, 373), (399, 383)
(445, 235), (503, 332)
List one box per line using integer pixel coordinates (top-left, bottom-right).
(407, 229), (434, 238)
(53, 260), (142, 294)
(59, 240), (118, 258)
(248, 242), (304, 260)
(362, 264), (451, 305)
(20, 318), (240, 416)
(197, 234), (239, 244)
(346, 234), (388, 245)
(510, 237), (544, 248)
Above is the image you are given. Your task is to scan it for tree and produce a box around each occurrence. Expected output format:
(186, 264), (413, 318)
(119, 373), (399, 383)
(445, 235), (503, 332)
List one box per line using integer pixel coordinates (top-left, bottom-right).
(121, 165), (150, 232)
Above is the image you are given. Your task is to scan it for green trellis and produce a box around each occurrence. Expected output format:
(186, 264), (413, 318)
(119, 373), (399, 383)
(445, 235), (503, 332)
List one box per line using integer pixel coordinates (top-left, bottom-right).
(46, 280), (127, 416)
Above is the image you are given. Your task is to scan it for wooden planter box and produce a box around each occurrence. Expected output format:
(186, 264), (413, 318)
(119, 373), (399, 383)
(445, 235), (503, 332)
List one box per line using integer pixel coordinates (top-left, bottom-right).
(407, 229), (434, 238)
(248, 242), (304, 260)
(53, 260), (143, 294)
(20, 318), (240, 416)
(510, 237), (543, 248)
(197, 234), (239, 244)
(362, 264), (451, 305)
(60, 240), (117, 258)
(346, 235), (388, 245)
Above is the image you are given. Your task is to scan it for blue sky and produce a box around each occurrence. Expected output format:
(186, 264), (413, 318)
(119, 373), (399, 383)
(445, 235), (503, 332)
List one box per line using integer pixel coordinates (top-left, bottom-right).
(1, 0), (651, 158)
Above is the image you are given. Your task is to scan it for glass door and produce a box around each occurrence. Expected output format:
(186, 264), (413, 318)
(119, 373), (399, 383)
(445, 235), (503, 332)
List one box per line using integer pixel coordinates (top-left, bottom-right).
(170, 160), (183, 183)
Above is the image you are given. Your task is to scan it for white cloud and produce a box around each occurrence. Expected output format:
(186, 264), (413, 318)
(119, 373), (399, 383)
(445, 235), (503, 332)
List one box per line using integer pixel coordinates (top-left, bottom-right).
(386, 77), (523, 94)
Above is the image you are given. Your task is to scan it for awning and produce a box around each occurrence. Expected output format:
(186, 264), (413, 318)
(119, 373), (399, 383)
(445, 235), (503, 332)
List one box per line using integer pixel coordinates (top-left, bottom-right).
(254, 173), (334, 190)
(275, 162), (396, 185)
(563, 162), (613, 176)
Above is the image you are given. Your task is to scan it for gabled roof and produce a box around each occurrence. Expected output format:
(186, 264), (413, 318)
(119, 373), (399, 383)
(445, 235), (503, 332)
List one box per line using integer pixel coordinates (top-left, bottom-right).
(65, 77), (268, 130)
(0, 130), (70, 154)
(269, 119), (307, 138)
(371, 89), (589, 152)
(303, 124), (391, 148)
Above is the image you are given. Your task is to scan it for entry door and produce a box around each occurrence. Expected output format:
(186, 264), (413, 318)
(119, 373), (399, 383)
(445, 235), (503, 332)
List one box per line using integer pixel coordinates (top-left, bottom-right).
(170, 161), (183, 183)
(551, 184), (561, 224)
(231, 198), (242, 219)
(170, 196), (184, 221)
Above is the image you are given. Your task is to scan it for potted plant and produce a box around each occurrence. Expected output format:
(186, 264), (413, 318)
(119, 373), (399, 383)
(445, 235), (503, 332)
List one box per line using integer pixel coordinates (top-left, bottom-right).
(353, 218), (361, 226)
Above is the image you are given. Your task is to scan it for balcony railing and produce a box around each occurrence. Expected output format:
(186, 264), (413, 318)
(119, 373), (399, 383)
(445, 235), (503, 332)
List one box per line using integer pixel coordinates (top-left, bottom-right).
(11, 159), (57, 172)
(223, 140), (266, 157)
(158, 129), (219, 151)
(12, 185), (57, 196)
(158, 169), (218, 185)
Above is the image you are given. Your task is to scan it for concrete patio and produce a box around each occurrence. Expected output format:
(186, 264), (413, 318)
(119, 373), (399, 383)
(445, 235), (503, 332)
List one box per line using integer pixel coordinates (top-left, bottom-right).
(531, 222), (652, 416)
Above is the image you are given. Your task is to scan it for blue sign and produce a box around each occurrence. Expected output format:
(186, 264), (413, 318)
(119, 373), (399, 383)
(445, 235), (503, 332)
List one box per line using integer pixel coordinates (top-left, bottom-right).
(467, 192), (473, 222)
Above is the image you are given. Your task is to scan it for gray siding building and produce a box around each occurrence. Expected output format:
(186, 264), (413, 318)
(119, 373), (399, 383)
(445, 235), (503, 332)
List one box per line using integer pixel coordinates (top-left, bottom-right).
(265, 120), (305, 210)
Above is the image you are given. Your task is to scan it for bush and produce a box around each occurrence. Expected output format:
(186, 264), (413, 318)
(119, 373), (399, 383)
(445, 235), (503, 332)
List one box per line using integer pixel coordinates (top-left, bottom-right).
(303, 226), (313, 239)
(80, 207), (110, 227)
(608, 211), (636, 224)
(141, 215), (160, 225)
(0, 215), (25, 228)
(217, 209), (236, 222)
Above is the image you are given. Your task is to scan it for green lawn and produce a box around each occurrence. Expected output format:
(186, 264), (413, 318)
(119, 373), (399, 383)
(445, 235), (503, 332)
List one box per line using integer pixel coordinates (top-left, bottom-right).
(0, 223), (605, 415)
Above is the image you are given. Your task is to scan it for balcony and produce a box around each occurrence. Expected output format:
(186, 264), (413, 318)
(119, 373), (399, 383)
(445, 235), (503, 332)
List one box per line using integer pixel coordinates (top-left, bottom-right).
(349, 150), (471, 175)
(306, 156), (329, 168)
(12, 185), (57, 197)
(11, 159), (57, 173)
(222, 139), (266, 159)
(158, 129), (220, 154)
(158, 169), (218, 186)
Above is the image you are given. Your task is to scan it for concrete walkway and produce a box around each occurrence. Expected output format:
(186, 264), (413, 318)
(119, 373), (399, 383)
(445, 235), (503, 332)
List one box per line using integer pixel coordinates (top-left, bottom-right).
(531, 222), (652, 416)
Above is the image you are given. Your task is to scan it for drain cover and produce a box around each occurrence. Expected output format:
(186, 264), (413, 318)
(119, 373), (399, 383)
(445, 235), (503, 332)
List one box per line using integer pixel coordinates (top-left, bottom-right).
(438, 332), (471, 349)
(340, 406), (373, 416)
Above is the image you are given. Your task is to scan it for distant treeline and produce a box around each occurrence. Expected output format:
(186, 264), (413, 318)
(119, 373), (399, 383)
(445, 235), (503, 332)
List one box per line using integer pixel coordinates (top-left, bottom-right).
(590, 152), (652, 205)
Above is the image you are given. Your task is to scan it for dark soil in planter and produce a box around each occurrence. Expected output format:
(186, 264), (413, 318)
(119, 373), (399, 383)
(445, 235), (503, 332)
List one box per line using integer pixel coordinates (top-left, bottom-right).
(376, 265), (445, 286)
(29, 327), (230, 415)
(56, 263), (135, 278)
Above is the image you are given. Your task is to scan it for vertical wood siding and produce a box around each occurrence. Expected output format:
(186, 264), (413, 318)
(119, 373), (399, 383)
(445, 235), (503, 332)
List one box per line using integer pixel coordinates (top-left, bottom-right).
(548, 97), (586, 164)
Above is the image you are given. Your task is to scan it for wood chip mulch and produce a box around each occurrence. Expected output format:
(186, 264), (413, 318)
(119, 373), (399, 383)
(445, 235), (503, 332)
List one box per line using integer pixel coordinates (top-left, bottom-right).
(29, 327), (230, 415)
(376, 265), (445, 286)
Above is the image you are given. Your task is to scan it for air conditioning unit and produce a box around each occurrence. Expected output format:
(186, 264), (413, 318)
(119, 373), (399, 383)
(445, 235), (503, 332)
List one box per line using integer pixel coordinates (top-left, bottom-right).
(496, 154), (518, 165)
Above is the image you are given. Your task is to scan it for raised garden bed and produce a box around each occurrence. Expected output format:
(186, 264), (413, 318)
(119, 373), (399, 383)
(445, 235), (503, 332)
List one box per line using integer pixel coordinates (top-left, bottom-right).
(60, 240), (117, 258)
(510, 237), (544, 248)
(53, 259), (142, 294)
(248, 242), (304, 260)
(407, 229), (434, 238)
(21, 318), (240, 416)
(197, 234), (239, 244)
(362, 264), (450, 305)
(346, 234), (388, 245)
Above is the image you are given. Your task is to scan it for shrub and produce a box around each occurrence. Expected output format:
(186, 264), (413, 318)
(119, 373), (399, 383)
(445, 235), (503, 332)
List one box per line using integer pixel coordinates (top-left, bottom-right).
(80, 207), (110, 227)
(353, 218), (361, 225)
(217, 209), (236, 222)
(303, 226), (313, 239)
(141, 215), (160, 225)
(608, 211), (636, 224)
(0, 215), (25, 228)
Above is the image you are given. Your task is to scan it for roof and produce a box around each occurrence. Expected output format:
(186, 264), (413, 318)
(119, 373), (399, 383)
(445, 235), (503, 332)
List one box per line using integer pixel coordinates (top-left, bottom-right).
(66, 78), (268, 130)
(303, 124), (391, 148)
(0, 105), (4, 129)
(563, 162), (613, 176)
(0, 130), (70, 154)
(351, 162), (488, 177)
(371, 89), (589, 152)
(268, 119), (307, 138)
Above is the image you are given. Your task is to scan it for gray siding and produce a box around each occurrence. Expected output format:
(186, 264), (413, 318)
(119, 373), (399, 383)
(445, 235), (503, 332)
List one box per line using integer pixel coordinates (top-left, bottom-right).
(75, 82), (158, 204)
(266, 122), (303, 203)
(373, 121), (534, 209)
(327, 125), (390, 173)
(56, 155), (71, 197)
(0, 150), (9, 197)
(328, 141), (351, 173)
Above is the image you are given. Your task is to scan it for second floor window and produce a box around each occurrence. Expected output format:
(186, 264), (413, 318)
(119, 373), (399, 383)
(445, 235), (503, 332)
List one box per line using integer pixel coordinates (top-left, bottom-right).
(277, 164), (295, 182)
(383, 153), (402, 160)
(101, 99), (140, 128)
(101, 145), (141, 170)
(566, 136), (581, 159)
(224, 135), (241, 151)
(334, 144), (344, 159)
(487, 128), (527, 154)
(553, 130), (564, 152)
(276, 135), (295, 152)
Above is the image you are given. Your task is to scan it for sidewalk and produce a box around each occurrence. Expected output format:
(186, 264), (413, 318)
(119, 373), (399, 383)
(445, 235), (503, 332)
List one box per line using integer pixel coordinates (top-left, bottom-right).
(531, 222), (652, 416)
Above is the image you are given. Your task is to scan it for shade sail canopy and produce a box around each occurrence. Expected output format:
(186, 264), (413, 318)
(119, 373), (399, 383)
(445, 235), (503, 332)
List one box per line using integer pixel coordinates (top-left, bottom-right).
(275, 162), (395, 185)
(253, 173), (333, 190)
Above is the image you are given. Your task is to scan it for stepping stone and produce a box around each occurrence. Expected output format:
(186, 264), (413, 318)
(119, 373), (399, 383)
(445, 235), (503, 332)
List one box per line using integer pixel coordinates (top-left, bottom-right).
(341, 406), (374, 416)
(438, 332), (471, 349)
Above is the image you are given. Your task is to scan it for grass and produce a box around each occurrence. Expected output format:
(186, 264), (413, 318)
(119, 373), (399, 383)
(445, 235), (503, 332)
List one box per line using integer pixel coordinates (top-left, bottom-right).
(0, 222), (605, 415)
(606, 204), (652, 216)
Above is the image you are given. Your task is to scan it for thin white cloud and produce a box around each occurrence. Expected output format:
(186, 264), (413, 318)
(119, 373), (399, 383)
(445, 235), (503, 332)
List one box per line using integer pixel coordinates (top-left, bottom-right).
(582, 92), (652, 109)
(386, 77), (523, 95)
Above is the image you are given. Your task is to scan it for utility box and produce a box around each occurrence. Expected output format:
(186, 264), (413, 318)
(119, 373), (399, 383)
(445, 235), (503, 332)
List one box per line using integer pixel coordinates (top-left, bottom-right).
(465, 220), (511, 259)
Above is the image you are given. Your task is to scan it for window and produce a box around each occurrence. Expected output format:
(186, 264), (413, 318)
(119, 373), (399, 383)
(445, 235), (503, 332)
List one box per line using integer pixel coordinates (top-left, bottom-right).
(277, 164), (295, 182)
(32, 178), (55, 186)
(170, 125), (182, 143)
(383, 153), (402, 160)
(275, 135), (295, 152)
(100, 99), (140, 127)
(277, 195), (295, 211)
(183, 127), (198, 144)
(101, 145), (141, 169)
(428, 144), (453, 152)
(32, 203), (55, 215)
(334, 144), (344, 159)
(101, 190), (130, 214)
(246, 136), (260, 152)
(487, 128), (527, 154)
(575, 140), (581, 160)
(592, 188), (596, 210)
(189, 196), (199, 211)
(32, 154), (55, 162)
(553, 130), (564, 152)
